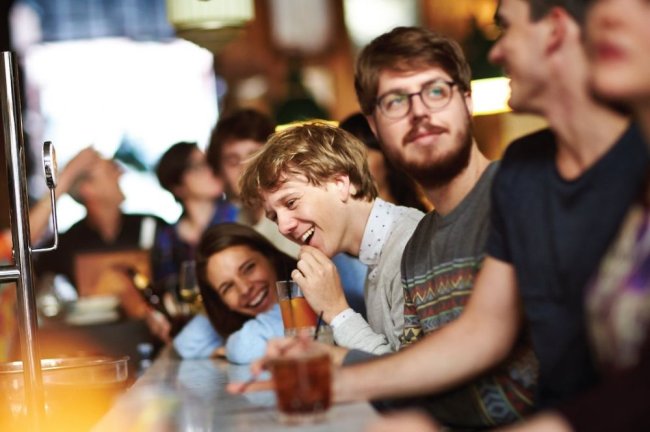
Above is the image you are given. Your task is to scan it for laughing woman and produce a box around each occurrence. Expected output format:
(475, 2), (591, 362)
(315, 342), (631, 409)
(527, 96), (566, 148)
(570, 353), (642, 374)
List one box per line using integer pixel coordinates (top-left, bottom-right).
(173, 223), (295, 364)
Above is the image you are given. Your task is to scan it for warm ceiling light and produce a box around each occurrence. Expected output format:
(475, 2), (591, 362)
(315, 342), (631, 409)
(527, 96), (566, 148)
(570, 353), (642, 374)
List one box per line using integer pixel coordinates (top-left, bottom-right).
(268, 0), (333, 55)
(166, 0), (254, 31)
(471, 77), (511, 116)
(343, 0), (418, 49)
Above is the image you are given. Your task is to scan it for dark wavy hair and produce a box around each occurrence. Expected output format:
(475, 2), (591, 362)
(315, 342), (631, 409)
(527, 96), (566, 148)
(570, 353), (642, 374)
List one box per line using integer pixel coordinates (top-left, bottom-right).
(206, 109), (275, 175)
(155, 141), (197, 202)
(196, 223), (296, 338)
(526, 0), (588, 23)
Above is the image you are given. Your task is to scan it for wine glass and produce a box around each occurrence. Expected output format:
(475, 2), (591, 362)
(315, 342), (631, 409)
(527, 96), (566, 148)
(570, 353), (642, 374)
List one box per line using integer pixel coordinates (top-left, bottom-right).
(178, 260), (201, 311)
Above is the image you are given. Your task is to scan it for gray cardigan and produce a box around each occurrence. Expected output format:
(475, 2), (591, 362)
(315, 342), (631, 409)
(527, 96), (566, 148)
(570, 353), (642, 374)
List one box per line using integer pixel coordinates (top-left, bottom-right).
(333, 201), (424, 354)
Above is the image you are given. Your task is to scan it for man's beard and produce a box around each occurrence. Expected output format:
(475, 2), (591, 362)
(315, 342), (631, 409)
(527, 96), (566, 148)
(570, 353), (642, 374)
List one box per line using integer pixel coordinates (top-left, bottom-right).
(396, 116), (473, 189)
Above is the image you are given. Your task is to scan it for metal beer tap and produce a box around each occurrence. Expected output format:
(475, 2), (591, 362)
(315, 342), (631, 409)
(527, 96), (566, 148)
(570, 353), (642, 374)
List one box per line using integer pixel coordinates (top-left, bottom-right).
(0, 50), (61, 430)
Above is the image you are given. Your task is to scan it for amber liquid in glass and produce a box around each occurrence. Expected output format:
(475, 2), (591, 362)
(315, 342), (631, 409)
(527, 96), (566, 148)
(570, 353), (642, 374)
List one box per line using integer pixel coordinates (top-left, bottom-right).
(271, 353), (331, 419)
(279, 297), (318, 330)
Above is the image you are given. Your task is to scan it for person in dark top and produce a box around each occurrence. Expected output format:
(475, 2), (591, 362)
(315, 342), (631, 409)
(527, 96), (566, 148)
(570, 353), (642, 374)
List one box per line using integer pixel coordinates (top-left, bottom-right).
(35, 157), (170, 340)
(36, 158), (159, 283)
(505, 1), (650, 431)
(487, 124), (648, 406)
(154, 142), (238, 293)
(309, 1), (648, 429)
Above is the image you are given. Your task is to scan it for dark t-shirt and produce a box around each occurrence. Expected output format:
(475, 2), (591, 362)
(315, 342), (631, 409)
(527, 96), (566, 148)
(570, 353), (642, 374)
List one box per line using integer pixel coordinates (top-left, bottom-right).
(487, 124), (649, 408)
(35, 213), (167, 287)
(559, 333), (650, 432)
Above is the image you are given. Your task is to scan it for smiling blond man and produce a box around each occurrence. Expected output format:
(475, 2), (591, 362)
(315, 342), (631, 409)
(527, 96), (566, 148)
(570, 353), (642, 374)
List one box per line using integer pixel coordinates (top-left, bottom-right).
(239, 123), (424, 355)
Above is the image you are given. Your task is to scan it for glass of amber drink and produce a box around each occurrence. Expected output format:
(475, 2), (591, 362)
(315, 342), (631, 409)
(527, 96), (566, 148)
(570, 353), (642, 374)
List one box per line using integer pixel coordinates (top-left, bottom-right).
(275, 280), (334, 343)
(276, 280), (318, 333)
(269, 344), (332, 424)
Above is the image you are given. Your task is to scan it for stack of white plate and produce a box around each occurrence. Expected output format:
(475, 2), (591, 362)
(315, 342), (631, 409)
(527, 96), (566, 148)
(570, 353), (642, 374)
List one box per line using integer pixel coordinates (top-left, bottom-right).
(65, 295), (120, 326)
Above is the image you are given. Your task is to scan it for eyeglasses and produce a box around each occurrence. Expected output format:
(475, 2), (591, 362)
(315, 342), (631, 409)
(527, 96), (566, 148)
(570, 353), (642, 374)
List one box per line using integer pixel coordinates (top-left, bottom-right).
(376, 79), (457, 119)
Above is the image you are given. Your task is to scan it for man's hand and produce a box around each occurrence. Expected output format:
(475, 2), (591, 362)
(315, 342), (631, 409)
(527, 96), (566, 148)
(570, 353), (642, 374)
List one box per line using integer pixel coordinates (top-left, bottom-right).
(292, 246), (350, 323)
(227, 336), (349, 394)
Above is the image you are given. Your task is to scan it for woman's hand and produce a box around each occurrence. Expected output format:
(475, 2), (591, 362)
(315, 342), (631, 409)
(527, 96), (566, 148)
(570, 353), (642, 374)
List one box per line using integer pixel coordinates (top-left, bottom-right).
(144, 308), (172, 343)
(211, 346), (226, 358)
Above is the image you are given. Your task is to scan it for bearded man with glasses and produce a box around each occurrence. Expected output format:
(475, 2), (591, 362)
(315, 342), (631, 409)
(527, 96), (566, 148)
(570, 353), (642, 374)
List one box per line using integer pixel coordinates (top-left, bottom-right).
(346, 26), (538, 428)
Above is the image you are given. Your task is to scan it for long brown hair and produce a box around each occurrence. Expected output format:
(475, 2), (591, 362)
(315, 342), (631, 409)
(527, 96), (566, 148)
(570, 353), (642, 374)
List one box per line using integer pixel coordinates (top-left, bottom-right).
(196, 223), (296, 338)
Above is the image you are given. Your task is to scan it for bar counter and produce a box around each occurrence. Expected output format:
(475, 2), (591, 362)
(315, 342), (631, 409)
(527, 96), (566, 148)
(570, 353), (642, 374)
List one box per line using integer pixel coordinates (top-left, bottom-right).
(93, 346), (379, 431)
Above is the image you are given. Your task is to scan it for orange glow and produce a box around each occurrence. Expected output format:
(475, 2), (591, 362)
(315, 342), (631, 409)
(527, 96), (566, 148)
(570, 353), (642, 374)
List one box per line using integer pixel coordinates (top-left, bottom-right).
(0, 357), (128, 431)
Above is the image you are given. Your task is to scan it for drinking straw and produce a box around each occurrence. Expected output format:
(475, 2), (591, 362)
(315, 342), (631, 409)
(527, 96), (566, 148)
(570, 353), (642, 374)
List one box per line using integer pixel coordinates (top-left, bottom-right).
(313, 311), (325, 341)
(287, 281), (294, 329)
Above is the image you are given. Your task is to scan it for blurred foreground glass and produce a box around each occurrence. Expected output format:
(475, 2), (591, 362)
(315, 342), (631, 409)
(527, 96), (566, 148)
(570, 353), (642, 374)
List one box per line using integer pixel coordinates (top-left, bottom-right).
(0, 356), (128, 432)
(269, 345), (332, 424)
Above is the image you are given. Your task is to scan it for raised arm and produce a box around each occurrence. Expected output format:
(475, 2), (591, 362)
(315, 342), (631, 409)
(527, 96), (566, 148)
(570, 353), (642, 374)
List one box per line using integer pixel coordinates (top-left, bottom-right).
(29, 147), (100, 243)
(335, 256), (523, 402)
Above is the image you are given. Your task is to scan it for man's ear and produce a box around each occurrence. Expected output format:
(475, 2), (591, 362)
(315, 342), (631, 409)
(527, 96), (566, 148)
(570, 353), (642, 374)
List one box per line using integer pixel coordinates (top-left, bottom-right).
(464, 91), (474, 116)
(332, 173), (353, 201)
(545, 6), (573, 54)
(366, 114), (378, 137)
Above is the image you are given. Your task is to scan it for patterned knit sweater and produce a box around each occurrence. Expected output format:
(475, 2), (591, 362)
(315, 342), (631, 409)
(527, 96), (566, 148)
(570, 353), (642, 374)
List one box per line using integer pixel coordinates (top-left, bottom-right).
(400, 163), (539, 429)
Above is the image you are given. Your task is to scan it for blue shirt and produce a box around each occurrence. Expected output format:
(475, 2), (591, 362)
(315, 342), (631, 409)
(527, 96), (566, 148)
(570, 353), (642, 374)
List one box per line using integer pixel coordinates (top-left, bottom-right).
(173, 304), (284, 364)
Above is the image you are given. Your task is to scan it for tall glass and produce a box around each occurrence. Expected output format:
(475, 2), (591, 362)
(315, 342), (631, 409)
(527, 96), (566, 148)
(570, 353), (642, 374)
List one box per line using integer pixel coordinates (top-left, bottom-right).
(178, 260), (201, 308)
(275, 280), (318, 334)
(167, 260), (201, 334)
(275, 280), (333, 343)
